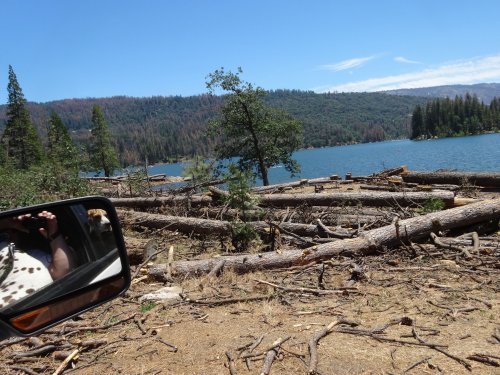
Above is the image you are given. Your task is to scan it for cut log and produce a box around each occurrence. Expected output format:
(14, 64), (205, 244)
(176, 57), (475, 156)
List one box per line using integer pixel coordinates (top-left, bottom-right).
(110, 195), (212, 208)
(372, 165), (408, 178)
(258, 191), (455, 208)
(401, 171), (500, 188)
(251, 177), (345, 194)
(148, 198), (500, 277)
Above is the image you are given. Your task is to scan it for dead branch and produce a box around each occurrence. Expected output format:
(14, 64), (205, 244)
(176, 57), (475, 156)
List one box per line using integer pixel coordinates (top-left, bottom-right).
(430, 232), (472, 259)
(255, 279), (358, 296)
(258, 337), (290, 375)
(400, 356), (432, 374)
(184, 295), (271, 306)
(412, 320), (471, 371)
(308, 320), (340, 374)
(467, 353), (500, 367)
(226, 351), (238, 375)
(52, 349), (79, 375)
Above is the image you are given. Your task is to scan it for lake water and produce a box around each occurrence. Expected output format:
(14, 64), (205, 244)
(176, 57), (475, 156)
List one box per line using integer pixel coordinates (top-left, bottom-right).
(147, 133), (500, 186)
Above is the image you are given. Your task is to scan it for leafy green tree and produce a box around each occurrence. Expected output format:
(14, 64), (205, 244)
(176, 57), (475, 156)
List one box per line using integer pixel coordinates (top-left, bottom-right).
(89, 105), (119, 177)
(206, 68), (302, 186)
(1, 65), (44, 169)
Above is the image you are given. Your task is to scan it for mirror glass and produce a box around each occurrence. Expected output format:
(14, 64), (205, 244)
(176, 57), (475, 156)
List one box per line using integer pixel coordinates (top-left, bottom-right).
(0, 202), (123, 313)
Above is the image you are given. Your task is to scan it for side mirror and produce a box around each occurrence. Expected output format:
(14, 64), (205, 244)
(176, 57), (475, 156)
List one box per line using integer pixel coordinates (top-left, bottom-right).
(0, 197), (130, 339)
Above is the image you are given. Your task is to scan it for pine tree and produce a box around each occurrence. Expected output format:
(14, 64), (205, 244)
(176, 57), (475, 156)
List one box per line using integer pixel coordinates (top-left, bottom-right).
(1, 65), (43, 169)
(206, 68), (302, 186)
(410, 105), (424, 139)
(47, 111), (79, 168)
(89, 105), (119, 177)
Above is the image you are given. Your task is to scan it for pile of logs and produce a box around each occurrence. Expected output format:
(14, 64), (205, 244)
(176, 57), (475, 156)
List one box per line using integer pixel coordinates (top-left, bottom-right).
(110, 167), (500, 279)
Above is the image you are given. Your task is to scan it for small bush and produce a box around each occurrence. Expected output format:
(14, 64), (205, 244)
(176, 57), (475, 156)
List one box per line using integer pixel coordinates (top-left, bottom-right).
(419, 198), (445, 214)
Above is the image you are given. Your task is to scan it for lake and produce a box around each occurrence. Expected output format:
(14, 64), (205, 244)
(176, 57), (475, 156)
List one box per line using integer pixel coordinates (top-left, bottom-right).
(147, 133), (500, 186)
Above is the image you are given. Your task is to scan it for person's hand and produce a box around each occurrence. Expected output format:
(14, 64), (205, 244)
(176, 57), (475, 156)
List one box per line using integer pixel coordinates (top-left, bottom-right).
(6, 214), (31, 233)
(37, 211), (59, 240)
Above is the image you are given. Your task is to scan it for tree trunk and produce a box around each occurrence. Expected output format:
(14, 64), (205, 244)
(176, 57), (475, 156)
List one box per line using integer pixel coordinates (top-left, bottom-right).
(118, 210), (231, 235)
(148, 198), (500, 277)
(117, 210), (347, 238)
(401, 171), (500, 188)
(258, 191), (456, 208)
(110, 195), (212, 208)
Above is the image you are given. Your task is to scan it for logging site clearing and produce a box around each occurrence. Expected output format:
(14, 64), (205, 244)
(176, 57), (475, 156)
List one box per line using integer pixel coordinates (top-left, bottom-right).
(1, 167), (499, 375)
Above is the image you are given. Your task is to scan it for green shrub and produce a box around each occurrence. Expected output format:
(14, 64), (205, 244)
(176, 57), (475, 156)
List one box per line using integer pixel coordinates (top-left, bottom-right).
(419, 198), (445, 214)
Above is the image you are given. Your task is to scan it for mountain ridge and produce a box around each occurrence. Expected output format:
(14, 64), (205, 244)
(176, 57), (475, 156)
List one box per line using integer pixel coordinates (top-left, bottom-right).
(382, 82), (500, 103)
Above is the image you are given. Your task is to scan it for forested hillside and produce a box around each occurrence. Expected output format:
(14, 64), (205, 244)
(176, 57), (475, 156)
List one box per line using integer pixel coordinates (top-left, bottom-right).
(0, 91), (427, 166)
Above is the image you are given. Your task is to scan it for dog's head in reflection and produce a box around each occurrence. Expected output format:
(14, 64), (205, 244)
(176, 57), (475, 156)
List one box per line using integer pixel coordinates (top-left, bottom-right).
(87, 209), (112, 235)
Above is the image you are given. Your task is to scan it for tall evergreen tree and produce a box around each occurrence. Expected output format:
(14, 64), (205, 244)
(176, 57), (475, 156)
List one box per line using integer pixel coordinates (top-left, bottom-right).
(1, 65), (43, 169)
(89, 105), (119, 177)
(411, 105), (424, 139)
(47, 111), (79, 168)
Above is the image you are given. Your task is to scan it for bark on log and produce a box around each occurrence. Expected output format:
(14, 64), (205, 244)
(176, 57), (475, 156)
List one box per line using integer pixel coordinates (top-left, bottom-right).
(148, 198), (500, 277)
(402, 171), (500, 188)
(118, 210), (347, 238)
(110, 195), (212, 208)
(258, 191), (455, 208)
(118, 210), (231, 235)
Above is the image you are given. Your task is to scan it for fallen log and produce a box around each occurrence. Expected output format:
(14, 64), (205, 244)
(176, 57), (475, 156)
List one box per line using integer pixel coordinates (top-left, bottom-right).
(110, 195), (212, 208)
(258, 191), (455, 208)
(401, 171), (500, 188)
(118, 210), (231, 235)
(251, 176), (342, 193)
(118, 210), (350, 238)
(148, 198), (500, 277)
(372, 165), (408, 178)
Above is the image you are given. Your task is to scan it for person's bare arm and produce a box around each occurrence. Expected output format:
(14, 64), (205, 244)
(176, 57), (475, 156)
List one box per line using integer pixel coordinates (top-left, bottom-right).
(38, 211), (73, 280)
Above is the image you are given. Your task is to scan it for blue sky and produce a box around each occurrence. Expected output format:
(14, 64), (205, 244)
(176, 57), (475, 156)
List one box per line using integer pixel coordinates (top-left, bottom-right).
(2, 0), (500, 103)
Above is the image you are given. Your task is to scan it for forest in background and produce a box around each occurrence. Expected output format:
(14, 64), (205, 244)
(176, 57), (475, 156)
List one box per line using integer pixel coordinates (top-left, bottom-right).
(411, 94), (500, 139)
(0, 91), (428, 166)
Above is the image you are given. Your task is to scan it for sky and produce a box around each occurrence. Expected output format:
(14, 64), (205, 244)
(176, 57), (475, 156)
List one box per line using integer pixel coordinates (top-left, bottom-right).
(2, 0), (500, 103)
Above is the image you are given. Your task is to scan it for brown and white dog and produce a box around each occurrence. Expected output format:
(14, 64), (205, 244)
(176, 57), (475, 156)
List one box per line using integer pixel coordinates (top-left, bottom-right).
(87, 209), (112, 235)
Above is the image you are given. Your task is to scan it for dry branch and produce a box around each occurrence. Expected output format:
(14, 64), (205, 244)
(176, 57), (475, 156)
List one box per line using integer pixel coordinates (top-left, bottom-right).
(308, 321), (340, 374)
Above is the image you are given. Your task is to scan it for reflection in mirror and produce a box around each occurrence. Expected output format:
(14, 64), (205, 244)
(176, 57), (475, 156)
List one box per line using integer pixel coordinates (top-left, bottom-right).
(0, 203), (122, 311)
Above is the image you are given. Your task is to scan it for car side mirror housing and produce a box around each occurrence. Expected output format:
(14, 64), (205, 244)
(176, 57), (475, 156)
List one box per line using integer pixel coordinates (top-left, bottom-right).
(0, 196), (130, 339)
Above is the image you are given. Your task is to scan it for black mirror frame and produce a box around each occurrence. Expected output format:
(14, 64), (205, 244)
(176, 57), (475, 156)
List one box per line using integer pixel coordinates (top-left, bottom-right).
(0, 196), (130, 339)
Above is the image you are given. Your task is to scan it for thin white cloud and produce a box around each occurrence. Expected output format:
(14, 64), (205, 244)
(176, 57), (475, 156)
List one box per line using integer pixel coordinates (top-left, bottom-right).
(394, 56), (421, 64)
(317, 55), (500, 92)
(320, 56), (376, 72)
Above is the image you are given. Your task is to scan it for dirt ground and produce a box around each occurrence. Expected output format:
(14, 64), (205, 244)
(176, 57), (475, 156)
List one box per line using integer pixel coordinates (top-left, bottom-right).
(1, 183), (499, 375)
